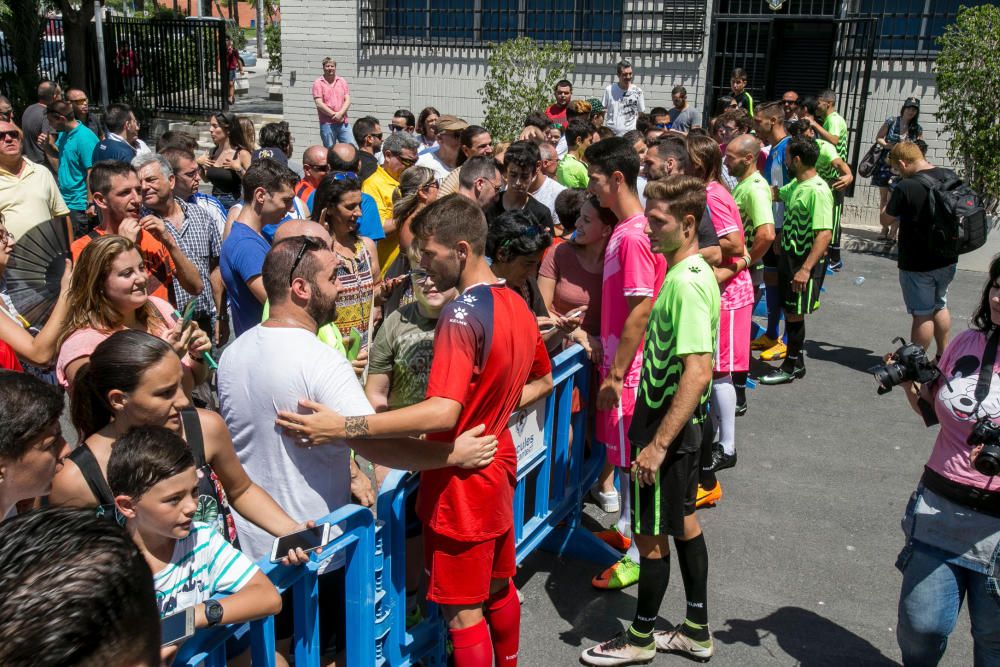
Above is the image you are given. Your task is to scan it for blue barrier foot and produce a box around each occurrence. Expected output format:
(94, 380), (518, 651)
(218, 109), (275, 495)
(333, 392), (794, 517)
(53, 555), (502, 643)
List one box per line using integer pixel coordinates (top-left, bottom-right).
(541, 525), (621, 567)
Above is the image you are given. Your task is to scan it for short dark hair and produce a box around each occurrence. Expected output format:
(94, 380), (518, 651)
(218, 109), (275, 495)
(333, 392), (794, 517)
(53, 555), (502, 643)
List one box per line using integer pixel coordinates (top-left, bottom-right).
(104, 103), (133, 134)
(503, 140), (540, 172)
(36, 80), (58, 104)
(616, 59), (632, 74)
(262, 236), (330, 303)
(756, 100), (785, 121)
(107, 426), (195, 500)
(731, 67), (748, 81)
(0, 371), (63, 461)
(156, 130), (198, 153)
(486, 210), (552, 262)
(88, 160), (137, 197)
(623, 129), (645, 146)
(645, 174), (707, 224)
(584, 136), (639, 191)
(241, 157), (299, 202)
(327, 144), (359, 172)
(0, 507), (160, 667)
(523, 111), (548, 132)
(352, 116), (380, 145)
(717, 109), (752, 134)
(566, 119), (596, 148)
(555, 79), (572, 91)
(650, 106), (669, 118)
(458, 155), (499, 190)
(650, 135), (690, 171)
(671, 85), (687, 96)
(686, 133), (723, 184)
(410, 193), (488, 255)
(554, 188), (587, 230)
(393, 109), (415, 127)
(788, 135), (820, 168)
(160, 146), (197, 172)
(456, 125), (491, 167)
(597, 126), (616, 140)
(259, 120), (292, 153)
(46, 100), (73, 120)
(800, 95), (819, 118)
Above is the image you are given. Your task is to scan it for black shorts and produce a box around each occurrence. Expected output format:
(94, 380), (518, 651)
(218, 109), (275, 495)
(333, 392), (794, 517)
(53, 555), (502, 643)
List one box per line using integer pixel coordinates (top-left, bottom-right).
(762, 245), (778, 269)
(631, 421), (701, 538)
(275, 567), (345, 657)
(777, 253), (827, 316)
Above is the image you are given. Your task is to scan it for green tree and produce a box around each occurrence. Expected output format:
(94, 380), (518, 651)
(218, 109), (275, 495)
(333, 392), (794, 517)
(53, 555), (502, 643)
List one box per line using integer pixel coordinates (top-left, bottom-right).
(0, 0), (45, 109)
(51, 0), (95, 91)
(478, 37), (573, 143)
(935, 4), (1000, 210)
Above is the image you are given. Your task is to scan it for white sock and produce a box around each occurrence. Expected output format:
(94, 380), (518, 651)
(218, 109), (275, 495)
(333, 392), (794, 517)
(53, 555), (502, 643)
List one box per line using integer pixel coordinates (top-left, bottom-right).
(712, 374), (737, 456)
(614, 470), (640, 563)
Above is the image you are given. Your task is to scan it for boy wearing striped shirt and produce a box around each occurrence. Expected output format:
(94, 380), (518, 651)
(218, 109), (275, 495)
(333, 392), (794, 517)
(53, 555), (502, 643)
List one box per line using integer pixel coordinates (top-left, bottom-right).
(109, 426), (281, 628)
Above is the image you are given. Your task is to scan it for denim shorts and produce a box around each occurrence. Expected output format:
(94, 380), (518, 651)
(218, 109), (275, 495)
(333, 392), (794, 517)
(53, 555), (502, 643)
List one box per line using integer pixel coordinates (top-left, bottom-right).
(899, 264), (957, 316)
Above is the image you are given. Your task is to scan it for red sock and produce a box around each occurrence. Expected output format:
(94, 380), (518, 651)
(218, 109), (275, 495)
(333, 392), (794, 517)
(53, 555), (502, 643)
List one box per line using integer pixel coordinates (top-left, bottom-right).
(450, 619), (493, 667)
(485, 580), (520, 667)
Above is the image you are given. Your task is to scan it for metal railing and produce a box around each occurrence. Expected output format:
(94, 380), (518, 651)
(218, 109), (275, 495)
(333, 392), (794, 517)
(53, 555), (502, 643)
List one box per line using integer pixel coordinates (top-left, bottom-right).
(851, 0), (990, 59)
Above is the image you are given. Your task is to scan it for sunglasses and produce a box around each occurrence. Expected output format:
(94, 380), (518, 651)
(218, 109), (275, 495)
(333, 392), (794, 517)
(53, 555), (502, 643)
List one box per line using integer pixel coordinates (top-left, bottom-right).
(306, 163), (330, 172)
(395, 153), (417, 167)
(288, 236), (325, 286)
(331, 171), (359, 181)
(366, 132), (383, 140)
(0, 130), (20, 142)
(389, 125), (409, 133)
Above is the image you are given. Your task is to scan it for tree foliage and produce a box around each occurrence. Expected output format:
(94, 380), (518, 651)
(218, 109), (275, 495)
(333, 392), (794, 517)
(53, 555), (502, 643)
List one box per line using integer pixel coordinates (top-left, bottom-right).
(935, 4), (1000, 209)
(0, 0), (45, 109)
(478, 37), (573, 143)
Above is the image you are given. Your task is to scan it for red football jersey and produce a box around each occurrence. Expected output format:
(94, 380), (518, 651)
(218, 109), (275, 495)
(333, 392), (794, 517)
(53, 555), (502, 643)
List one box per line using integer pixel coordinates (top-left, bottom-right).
(416, 282), (551, 541)
(0, 339), (22, 372)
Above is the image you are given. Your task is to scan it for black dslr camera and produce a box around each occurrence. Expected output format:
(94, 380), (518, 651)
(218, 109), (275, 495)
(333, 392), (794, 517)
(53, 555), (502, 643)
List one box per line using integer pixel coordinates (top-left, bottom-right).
(968, 418), (1000, 476)
(872, 338), (941, 395)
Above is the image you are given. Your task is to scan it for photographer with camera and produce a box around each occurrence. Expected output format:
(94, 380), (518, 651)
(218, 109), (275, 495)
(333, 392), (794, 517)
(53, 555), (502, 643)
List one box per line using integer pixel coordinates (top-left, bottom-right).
(888, 258), (1000, 666)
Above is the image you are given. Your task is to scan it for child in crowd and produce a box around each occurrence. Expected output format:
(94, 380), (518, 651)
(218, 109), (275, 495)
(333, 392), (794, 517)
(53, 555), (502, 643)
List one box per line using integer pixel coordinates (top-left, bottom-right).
(730, 68), (754, 116)
(546, 122), (564, 149)
(109, 426), (283, 633)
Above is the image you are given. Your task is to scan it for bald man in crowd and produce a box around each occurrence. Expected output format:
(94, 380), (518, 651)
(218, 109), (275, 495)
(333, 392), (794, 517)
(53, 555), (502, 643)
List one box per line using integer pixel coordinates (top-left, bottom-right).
(295, 146), (330, 214)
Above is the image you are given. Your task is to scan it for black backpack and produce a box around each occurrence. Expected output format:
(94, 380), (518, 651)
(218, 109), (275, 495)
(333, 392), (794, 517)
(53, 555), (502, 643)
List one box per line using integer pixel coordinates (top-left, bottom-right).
(914, 170), (988, 256)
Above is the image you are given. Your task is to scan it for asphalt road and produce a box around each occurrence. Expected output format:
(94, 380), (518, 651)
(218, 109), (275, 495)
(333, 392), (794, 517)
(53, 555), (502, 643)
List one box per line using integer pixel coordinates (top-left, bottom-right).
(516, 243), (984, 666)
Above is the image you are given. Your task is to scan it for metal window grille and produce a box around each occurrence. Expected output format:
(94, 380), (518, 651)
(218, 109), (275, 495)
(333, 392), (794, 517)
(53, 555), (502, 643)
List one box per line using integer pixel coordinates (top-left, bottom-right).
(852, 0), (992, 59)
(715, 0), (838, 18)
(359, 0), (705, 55)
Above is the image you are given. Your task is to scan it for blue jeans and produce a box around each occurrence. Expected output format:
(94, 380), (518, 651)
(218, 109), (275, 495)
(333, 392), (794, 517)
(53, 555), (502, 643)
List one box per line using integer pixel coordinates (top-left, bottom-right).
(320, 122), (354, 148)
(897, 541), (1000, 666)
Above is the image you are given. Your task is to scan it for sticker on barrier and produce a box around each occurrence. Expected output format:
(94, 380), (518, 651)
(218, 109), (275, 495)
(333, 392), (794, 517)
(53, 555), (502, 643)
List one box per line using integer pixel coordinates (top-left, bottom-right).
(510, 396), (546, 473)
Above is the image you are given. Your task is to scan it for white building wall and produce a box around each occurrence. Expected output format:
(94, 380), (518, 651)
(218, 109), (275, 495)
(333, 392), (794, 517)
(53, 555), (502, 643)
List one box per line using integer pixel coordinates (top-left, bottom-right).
(282, 0), (712, 149)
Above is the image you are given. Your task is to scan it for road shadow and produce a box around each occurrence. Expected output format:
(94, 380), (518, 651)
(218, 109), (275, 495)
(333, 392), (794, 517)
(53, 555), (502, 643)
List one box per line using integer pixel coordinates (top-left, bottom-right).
(715, 606), (899, 666)
(805, 339), (887, 375)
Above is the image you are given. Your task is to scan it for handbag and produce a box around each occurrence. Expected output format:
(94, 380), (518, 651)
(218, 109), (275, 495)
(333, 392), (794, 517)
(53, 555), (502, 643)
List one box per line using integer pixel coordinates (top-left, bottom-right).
(235, 72), (250, 94)
(858, 143), (883, 178)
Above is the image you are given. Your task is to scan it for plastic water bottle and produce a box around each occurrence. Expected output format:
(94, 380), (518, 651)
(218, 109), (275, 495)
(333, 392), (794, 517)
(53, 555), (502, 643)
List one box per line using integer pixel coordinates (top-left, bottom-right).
(854, 276), (866, 286)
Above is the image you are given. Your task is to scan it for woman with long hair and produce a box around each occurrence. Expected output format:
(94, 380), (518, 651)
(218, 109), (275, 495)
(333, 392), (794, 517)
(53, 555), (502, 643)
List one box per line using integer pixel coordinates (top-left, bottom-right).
(311, 173), (380, 347)
(873, 97), (923, 242)
(687, 133), (753, 475)
(0, 212), (73, 369)
(382, 166), (439, 316)
(416, 106), (440, 150)
(197, 111), (253, 210)
(55, 235), (209, 389)
(50, 330), (306, 550)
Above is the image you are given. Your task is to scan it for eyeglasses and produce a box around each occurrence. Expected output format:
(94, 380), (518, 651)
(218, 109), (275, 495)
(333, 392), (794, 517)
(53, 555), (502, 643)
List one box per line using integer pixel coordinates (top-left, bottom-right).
(288, 236), (324, 286)
(306, 163), (330, 172)
(0, 228), (14, 244)
(0, 130), (19, 142)
(331, 171), (359, 181)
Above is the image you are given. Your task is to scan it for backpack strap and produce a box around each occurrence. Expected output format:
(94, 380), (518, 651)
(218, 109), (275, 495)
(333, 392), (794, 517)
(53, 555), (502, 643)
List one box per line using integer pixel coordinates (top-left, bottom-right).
(180, 407), (207, 469)
(68, 444), (116, 508)
(914, 170), (962, 192)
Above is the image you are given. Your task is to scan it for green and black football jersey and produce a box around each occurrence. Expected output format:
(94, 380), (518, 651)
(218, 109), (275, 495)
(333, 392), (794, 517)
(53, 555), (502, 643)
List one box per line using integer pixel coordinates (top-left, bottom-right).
(778, 175), (834, 262)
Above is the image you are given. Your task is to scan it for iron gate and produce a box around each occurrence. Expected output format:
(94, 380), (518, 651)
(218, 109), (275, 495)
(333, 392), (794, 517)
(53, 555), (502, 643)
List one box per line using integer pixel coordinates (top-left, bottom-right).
(830, 16), (879, 198)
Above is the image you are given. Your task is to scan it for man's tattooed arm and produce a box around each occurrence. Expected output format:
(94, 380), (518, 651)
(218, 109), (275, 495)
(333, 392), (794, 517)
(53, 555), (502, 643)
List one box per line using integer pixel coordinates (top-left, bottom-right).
(344, 416), (370, 438)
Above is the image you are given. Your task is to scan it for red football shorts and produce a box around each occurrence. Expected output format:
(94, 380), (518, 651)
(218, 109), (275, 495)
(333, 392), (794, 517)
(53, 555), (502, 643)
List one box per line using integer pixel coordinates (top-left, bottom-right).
(423, 524), (516, 605)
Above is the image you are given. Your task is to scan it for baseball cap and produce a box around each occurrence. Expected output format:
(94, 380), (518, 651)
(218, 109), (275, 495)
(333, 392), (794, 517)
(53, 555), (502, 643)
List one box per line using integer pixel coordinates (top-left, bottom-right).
(435, 115), (469, 134)
(252, 146), (288, 166)
(902, 97), (920, 110)
(587, 98), (605, 114)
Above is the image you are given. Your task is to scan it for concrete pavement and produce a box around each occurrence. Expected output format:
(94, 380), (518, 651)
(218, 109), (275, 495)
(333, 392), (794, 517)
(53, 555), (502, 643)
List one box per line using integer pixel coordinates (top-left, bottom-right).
(516, 241), (984, 666)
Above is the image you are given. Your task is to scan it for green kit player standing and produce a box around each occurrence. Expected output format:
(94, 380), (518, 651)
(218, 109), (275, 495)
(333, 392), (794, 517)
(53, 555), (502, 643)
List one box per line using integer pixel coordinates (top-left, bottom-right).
(581, 175), (719, 666)
(759, 136), (833, 386)
(813, 89), (848, 269)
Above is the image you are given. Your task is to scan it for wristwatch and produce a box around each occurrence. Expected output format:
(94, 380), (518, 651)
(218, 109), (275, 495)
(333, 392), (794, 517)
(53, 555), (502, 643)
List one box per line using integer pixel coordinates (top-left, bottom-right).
(204, 599), (225, 626)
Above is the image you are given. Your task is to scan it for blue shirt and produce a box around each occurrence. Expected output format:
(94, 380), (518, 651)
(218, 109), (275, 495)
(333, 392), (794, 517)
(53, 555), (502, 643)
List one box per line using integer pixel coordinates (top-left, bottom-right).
(764, 136), (791, 229)
(264, 192), (385, 244)
(55, 124), (99, 211)
(221, 222), (270, 336)
(92, 134), (137, 164)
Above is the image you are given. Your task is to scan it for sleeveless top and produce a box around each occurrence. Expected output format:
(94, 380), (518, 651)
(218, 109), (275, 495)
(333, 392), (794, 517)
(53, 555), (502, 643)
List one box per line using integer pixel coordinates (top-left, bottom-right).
(68, 409), (240, 545)
(334, 237), (375, 347)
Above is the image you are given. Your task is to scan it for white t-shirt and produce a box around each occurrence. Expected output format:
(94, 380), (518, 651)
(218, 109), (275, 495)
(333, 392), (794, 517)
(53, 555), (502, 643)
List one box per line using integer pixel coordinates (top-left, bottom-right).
(154, 522), (259, 617)
(415, 147), (454, 183)
(529, 176), (567, 229)
(602, 83), (646, 136)
(218, 325), (374, 569)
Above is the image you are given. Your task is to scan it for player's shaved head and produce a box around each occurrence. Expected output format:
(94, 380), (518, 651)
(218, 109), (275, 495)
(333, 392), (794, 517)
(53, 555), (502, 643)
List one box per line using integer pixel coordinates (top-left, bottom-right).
(272, 219), (332, 244)
(730, 134), (760, 158)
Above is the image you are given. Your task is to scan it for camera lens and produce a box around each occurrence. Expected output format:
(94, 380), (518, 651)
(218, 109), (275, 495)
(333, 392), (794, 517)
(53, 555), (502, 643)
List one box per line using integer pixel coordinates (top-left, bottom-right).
(974, 445), (1000, 477)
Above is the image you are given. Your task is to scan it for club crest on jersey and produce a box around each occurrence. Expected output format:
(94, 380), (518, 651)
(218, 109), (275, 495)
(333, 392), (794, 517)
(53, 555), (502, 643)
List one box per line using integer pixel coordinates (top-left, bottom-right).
(766, 0), (785, 9)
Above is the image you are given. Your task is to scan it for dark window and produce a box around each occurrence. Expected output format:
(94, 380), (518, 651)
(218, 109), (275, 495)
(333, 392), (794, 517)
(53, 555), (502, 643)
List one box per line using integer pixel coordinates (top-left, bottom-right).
(856, 0), (992, 58)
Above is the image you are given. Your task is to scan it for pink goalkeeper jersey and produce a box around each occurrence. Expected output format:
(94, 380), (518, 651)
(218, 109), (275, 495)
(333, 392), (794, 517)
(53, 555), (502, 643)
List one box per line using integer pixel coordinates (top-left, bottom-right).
(707, 181), (754, 310)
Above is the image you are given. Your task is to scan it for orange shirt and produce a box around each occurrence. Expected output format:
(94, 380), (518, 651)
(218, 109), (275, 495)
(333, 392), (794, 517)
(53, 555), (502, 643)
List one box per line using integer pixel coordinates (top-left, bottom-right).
(71, 227), (176, 303)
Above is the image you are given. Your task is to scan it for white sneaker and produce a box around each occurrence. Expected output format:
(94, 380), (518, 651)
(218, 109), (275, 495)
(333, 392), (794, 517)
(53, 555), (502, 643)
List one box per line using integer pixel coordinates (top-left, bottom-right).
(580, 632), (655, 666)
(654, 625), (714, 662)
(590, 487), (620, 514)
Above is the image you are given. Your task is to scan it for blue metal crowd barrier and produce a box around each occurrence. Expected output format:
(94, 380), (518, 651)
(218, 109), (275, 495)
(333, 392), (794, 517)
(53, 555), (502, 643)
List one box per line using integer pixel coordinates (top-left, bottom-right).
(173, 344), (617, 666)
